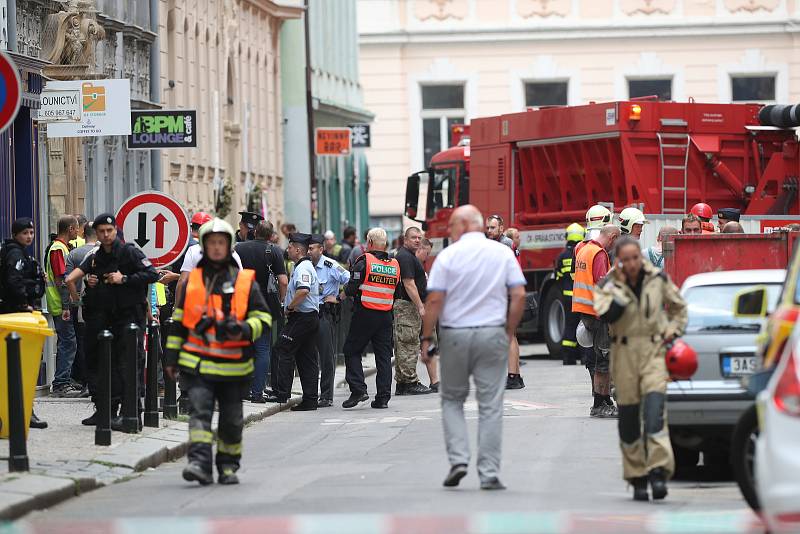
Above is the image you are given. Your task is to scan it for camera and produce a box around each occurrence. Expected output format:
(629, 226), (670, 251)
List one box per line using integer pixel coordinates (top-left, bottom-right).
(194, 281), (243, 342)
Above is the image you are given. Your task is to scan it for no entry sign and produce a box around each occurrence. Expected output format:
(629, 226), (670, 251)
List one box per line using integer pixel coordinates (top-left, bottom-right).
(0, 50), (21, 134)
(116, 191), (190, 268)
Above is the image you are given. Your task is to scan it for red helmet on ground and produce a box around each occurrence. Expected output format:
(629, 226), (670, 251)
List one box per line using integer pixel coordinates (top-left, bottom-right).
(665, 340), (698, 380)
(690, 202), (713, 222)
(191, 211), (213, 227)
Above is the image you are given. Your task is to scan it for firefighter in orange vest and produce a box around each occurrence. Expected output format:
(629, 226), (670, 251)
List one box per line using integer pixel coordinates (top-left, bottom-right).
(572, 224), (620, 418)
(341, 227), (401, 409)
(164, 219), (272, 486)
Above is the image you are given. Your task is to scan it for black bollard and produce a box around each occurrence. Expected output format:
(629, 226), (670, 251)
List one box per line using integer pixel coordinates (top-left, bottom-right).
(121, 323), (140, 433)
(6, 332), (29, 472)
(161, 318), (178, 419)
(95, 330), (113, 446)
(143, 320), (160, 428)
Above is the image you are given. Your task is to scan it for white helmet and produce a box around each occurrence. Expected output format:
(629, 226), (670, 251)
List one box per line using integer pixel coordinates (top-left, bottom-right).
(585, 205), (612, 230)
(577, 321), (593, 348)
(199, 218), (236, 253)
(618, 207), (648, 234)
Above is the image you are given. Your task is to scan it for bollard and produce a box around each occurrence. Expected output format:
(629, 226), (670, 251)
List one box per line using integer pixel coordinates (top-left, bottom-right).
(6, 333), (29, 472)
(121, 323), (140, 433)
(95, 330), (113, 446)
(161, 318), (178, 419)
(143, 320), (160, 428)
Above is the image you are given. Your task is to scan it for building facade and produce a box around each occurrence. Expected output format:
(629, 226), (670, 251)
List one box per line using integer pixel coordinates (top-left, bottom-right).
(282, 0), (372, 236)
(358, 0), (800, 223)
(158, 0), (303, 228)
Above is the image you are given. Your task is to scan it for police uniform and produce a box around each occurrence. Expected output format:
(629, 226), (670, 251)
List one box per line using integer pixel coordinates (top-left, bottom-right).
(311, 234), (351, 406)
(272, 233), (321, 409)
(342, 249), (400, 409)
(236, 211), (264, 242)
(164, 218), (272, 485)
(0, 219), (45, 314)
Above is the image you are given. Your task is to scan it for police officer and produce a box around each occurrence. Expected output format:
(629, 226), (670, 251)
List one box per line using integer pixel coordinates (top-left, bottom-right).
(65, 214), (159, 430)
(594, 236), (687, 501)
(267, 233), (320, 410)
(237, 211), (264, 242)
(0, 217), (48, 428)
(163, 219), (272, 486)
(342, 228), (400, 410)
(309, 234), (350, 407)
(555, 223), (584, 365)
(717, 208), (741, 233)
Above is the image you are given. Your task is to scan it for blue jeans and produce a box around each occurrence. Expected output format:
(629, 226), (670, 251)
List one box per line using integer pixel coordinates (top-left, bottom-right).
(53, 314), (78, 388)
(249, 328), (271, 397)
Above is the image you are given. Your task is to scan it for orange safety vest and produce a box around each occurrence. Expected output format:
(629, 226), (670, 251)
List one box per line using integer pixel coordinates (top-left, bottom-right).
(182, 268), (255, 360)
(360, 253), (400, 311)
(572, 241), (606, 316)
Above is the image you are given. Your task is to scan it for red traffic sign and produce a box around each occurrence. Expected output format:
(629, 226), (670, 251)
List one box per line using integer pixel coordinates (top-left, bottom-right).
(0, 51), (21, 135)
(116, 191), (190, 268)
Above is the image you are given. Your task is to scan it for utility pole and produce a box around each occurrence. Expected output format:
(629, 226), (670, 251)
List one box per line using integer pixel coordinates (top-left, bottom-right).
(304, 0), (318, 232)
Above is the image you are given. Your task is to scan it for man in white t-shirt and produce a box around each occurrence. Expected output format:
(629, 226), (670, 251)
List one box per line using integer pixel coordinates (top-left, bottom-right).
(174, 242), (243, 305)
(421, 204), (526, 491)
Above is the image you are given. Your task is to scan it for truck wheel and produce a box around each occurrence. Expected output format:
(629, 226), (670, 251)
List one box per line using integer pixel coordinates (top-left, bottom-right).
(542, 286), (564, 358)
(731, 404), (761, 512)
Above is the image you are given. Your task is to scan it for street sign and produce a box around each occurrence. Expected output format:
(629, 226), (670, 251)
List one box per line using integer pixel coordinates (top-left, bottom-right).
(128, 110), (198, 149)
(115, 190), (190, 268)
(39, 89), (81, 122)
(0, 50), (21, 134)
(349, 123), (370, 148)
(315, 127), (351, 155)
(46, 79), (132, 138)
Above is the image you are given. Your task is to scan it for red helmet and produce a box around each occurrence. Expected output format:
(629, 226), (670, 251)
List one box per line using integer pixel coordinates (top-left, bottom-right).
(690, 202), (713, 221)
(665, 340), (698, 380)
(191, 211), (213, 226)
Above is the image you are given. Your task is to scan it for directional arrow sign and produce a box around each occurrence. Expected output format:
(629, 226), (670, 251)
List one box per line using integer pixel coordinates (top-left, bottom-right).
(116, 191), (190, 268)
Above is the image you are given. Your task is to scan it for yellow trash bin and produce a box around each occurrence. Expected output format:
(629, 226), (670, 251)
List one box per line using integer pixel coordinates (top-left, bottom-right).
(0, 312), (54, 438)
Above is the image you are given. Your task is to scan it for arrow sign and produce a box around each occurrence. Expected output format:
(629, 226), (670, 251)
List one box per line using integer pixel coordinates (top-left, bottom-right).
(153, 213), (168, 249)
(135, 212), (150, 247)
(115, 191), (190, 268)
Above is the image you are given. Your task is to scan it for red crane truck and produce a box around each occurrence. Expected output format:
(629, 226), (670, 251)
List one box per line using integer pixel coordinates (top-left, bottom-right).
(404, 99), (800, 356)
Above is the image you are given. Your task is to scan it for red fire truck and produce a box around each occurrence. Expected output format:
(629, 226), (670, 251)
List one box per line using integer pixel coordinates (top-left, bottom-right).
(404, 99), (800, 356)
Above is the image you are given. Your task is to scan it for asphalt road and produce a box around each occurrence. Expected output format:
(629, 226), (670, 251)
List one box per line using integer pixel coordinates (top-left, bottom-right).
(22, 348), (761, 533)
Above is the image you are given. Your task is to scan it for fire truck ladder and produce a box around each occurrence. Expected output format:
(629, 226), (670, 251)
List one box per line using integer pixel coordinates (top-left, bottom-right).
(657, 132), (691, 214)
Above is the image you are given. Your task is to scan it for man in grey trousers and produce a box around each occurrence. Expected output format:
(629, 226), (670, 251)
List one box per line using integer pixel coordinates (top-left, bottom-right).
(421, 205), (527, 490)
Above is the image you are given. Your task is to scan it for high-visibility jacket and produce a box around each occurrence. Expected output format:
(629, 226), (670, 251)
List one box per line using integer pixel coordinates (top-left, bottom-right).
(45, 239), (70, 315)
(555, 245), (576, 297)
(572, 241), (605, 316)
(360, 254), (400, 311)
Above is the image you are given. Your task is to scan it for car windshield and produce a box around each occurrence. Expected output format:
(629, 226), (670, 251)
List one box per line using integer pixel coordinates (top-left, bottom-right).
(685, 283), (781, 333)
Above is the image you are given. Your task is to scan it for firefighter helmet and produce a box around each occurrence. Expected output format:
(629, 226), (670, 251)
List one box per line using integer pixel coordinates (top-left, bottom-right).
(665, 340), (698, 380)
(199, 218), (236, 253)
(690, 203), (713, 222)
(191, 211), (213, 227)
(618, 207), (648, 234)
(576, 321), (593, 348)
(566, 223), (586, 243)
(585, 205), (612, 229)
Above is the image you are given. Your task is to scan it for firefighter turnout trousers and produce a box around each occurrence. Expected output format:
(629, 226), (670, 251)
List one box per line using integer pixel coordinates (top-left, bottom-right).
(180, 373), (247, 474)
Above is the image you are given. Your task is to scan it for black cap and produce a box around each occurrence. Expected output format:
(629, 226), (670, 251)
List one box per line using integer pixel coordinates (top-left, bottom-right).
(93, 213), (116, 228)
(717, 208), (741, 222)
(289, 232), (312, 246)
(238, 211), (264, 229)
(310, 234), (325, 245)
(11, 217), (34, 236)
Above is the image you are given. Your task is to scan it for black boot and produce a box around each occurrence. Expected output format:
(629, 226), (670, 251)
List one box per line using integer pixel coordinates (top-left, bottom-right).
(632, 477), (649, 501)
(342, 392), (368, 408)
(649, 468), (668, 500)
(29, 412), (48, 429)
(218, 465), (239, 485)
(81, 411), (99, 426)
(182, 461), (213, 485)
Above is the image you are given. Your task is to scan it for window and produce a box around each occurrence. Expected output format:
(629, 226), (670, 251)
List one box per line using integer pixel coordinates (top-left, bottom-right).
(430, 166), (457, 215)
(525, 81), (568, 108)
(421, 85), (465, 166)
(731, 76), (776, 102)
(628, 79), (672, 101)
(684, 283), (781, 333)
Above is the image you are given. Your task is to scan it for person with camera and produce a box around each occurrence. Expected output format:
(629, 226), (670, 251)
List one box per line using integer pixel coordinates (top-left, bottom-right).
(0, 217), (48, 428)
(163, 218), (272, 486)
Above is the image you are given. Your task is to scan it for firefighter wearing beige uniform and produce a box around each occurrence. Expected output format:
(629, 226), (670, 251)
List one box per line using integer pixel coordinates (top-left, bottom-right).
(593, 236), (688, 502)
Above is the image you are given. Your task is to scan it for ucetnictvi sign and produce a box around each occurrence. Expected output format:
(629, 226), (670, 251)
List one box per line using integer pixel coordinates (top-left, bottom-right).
(39, 90), (81, 122)
(46, 79), (131, 138)
(128, 110), (197, 149)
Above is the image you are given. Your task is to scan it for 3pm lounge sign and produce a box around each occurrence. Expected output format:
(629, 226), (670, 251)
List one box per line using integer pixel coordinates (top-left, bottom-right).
(128, 110), (197, 149)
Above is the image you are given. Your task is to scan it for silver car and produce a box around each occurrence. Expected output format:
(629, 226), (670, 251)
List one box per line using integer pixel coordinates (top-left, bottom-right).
(667, 269), (785, 470)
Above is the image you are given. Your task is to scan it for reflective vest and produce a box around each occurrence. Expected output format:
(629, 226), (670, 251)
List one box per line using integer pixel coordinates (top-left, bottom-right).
(360, 254), (400, 311)
(572, 241), (605, 316)
(181, 268), (255, 361)
(45, 239), (70, 315)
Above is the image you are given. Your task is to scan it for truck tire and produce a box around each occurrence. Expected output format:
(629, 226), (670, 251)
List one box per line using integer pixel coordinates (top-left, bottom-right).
(542, 285), (564, 358)
(731, 404), (761, 512)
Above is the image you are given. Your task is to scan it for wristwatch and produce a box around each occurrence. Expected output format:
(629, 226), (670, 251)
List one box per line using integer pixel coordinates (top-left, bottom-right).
(419, 335), (433, 343)
(121, 275), (129, 284)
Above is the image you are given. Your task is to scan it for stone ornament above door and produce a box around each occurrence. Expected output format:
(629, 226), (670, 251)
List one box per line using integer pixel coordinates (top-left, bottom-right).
(414, 0), (468, 21)
(724, 0), (780, 12)
(620, 0), (676, 15)
(517, 0), (571, 18)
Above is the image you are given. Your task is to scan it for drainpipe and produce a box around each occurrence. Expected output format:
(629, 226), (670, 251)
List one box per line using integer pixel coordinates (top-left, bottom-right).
(149, 0), (162, 190)
(7, 0), (17, 52)
(304, 0), (317, 232)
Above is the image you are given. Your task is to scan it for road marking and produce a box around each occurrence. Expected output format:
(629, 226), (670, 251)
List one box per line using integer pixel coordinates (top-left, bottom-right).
(321, 416), (433, 426)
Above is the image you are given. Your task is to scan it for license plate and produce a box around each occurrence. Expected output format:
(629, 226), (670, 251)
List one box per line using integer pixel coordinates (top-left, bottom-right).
(722, 356), (758, 377)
